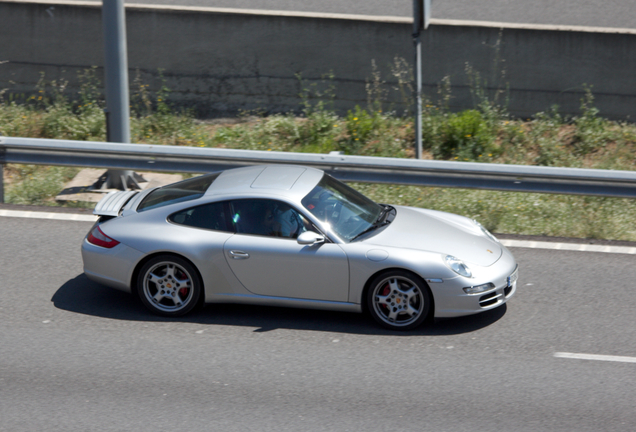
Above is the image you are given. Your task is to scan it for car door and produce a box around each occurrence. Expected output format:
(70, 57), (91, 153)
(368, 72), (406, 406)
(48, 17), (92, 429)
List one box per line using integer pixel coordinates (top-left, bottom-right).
(222, 199), (349, 302)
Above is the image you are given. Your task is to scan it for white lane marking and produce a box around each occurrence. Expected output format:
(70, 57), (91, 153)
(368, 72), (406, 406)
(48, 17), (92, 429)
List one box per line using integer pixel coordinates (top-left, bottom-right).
(501, 239), (636, 255)
(0, 209), (97, 222)
(554, 352), (636, 364)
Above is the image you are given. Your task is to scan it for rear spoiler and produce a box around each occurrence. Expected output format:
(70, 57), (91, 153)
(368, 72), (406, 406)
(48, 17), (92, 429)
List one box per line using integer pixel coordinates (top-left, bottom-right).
(93, 190), (139, 217)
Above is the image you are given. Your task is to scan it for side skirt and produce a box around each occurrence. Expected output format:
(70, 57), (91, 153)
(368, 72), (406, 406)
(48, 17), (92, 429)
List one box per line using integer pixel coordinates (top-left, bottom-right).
(205, 293), (362, 313)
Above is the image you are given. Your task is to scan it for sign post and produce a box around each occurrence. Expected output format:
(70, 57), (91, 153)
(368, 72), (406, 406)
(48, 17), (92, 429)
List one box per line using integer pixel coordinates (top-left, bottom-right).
(413, 0), (430, 159)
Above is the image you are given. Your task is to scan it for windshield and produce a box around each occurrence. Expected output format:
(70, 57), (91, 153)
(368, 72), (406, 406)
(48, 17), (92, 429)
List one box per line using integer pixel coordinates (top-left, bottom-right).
(301, 174), (383, 241)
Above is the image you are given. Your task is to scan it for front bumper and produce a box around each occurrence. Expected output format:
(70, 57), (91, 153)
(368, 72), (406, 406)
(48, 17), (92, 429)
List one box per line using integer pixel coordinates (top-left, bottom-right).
(431, 252), (518, 318)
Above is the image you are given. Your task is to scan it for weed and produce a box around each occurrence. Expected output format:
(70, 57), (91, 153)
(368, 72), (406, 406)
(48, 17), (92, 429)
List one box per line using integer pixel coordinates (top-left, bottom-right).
(298, 72), (337, 117)
(389, 56), (414, 116)
(131, 69), (153, 116)
(572, 86), (613, 155)
(5, 165), (80, 205)
(426, 109), (499, 161)
(436, 75), (453, 112)
(366, 60), (388, 113)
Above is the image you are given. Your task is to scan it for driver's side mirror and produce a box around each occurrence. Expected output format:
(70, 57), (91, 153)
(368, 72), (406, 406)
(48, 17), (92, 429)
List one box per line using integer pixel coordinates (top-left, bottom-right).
(297, 231), (325, 246)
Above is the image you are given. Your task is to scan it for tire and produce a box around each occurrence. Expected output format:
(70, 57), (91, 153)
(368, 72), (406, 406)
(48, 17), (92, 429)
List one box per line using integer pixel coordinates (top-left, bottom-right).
(137, 255), (202, 317)
(367, 270), (431, 330)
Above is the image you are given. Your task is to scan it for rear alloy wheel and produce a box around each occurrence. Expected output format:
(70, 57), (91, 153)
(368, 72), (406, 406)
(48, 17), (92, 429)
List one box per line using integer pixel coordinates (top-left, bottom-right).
(367, 270), (430, 330)
(137, 255), (202, 317)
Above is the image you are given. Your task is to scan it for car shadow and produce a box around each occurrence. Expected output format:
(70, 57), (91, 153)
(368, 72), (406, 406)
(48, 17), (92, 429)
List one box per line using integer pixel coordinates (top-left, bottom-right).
(52, 274), (507, 336)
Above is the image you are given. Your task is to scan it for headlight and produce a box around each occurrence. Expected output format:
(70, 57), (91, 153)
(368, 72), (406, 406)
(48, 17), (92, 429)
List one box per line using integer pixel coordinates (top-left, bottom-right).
(473, 219), (499, 243)
(445, 255), (472, 278)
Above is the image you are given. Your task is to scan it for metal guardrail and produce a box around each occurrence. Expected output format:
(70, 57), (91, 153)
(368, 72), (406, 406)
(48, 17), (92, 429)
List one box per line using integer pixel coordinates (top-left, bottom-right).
(2, 136), (636, 200)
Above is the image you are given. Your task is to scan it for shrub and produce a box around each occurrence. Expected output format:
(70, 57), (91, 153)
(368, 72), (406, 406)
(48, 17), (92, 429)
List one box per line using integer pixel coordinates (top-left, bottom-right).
(433, 109), (498, 161)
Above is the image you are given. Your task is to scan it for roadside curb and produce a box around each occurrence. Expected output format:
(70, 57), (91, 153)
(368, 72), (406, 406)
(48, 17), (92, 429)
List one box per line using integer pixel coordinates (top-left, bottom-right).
(0, 209), (97, 222)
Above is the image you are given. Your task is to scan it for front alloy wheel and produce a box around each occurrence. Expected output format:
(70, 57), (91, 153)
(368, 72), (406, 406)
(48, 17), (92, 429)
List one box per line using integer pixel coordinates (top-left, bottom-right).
(137, 255), (202, 317)
(367, 271), (430, 330)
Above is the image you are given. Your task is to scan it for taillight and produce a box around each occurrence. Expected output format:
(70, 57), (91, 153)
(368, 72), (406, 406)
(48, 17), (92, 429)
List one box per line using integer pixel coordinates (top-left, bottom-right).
(87, 226), (120, 248)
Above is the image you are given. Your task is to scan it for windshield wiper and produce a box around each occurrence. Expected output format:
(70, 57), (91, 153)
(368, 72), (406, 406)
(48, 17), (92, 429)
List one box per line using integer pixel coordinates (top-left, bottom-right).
(350, 205), (393, 242)
(376, 205), (389, 224)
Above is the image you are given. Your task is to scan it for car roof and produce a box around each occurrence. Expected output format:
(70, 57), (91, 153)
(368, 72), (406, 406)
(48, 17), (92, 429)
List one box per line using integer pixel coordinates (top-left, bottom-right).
(206, 165), (324, 200)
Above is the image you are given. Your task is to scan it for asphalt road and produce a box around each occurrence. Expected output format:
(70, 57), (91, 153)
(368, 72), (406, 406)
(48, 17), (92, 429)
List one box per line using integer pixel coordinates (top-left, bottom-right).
(1, 213), (635, 431)
(64, 0), (636, 29)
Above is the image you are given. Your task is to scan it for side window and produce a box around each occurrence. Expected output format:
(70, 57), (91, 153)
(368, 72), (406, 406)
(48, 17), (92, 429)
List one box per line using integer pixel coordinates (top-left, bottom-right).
(138, 173), (220, 212)
(168, 201), (230, 232)
(229, 199), (312, 239)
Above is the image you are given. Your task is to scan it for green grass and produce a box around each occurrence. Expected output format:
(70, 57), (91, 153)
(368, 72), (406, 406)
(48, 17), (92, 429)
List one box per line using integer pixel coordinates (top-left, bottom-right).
(3, 165), (82, 206)
(3, 72), (636, 240)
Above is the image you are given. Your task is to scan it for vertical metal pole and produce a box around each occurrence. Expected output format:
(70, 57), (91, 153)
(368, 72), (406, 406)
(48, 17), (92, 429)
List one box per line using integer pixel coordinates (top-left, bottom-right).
(0, 163), (4, 204)
(0, 143), (5, 203)
(102, 0), (130, 144)
(414, 33), (423, 159)
(103, 0), (133, 190)
(104, 109), (111, 142)
(413, 0), (429, 160)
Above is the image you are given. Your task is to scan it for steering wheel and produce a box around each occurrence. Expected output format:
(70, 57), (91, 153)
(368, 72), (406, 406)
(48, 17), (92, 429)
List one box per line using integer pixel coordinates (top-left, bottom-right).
(318, 191), (332, 202)
(328, 201), (343, 224)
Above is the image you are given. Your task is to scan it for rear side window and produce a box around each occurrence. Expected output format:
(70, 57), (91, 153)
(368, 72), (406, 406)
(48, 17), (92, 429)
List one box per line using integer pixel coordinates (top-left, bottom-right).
(137, 173), (220, 212)
(168, 201), (230, 232)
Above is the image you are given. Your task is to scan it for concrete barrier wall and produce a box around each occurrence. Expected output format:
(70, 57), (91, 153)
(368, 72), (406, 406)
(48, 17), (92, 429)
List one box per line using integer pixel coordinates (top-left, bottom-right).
(1, 0), (636, 119)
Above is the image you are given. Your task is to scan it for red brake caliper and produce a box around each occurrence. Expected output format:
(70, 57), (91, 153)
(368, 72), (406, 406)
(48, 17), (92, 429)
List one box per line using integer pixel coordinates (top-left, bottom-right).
(380, 283), (390, 310)
(176, 270), (189, 297)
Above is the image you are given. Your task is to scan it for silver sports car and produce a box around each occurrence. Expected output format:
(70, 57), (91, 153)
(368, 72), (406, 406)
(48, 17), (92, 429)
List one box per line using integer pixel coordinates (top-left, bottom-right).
(82, 165), (518, 330)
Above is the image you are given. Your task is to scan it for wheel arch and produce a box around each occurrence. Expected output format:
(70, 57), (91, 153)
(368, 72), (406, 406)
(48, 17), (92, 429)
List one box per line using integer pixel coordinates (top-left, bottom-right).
(360, 267), (435, 319)
(130, 251), (206, 304)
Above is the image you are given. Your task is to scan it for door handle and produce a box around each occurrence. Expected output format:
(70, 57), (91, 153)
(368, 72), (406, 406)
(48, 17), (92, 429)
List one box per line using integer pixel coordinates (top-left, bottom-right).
(229, 250), (250, 259)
